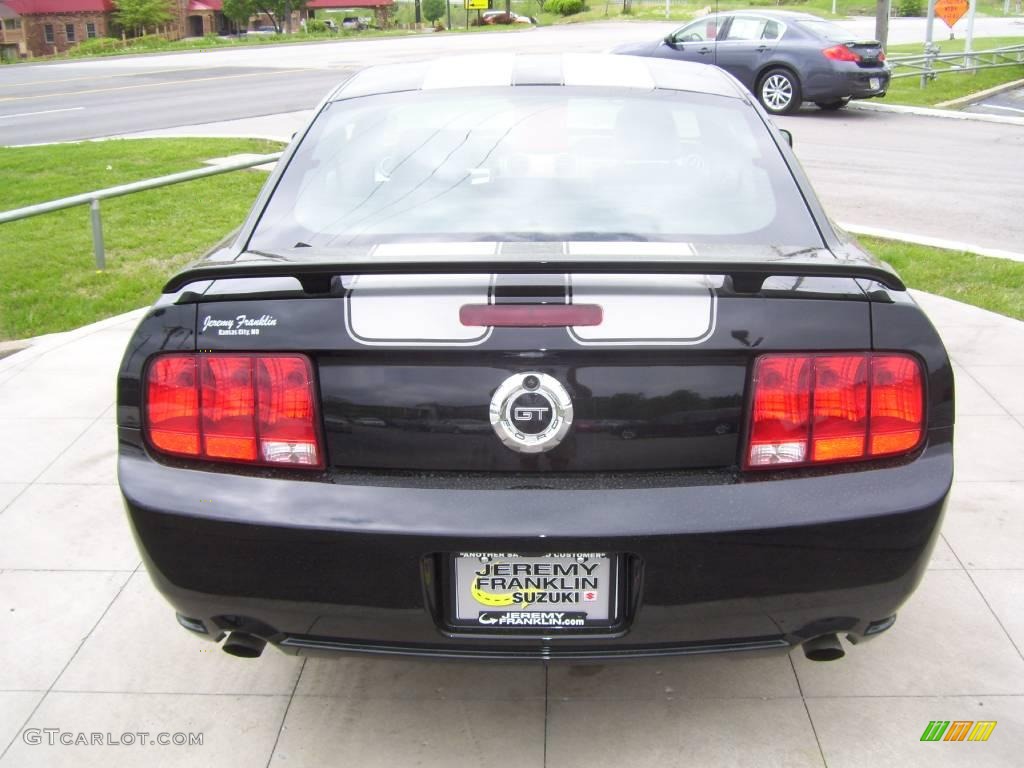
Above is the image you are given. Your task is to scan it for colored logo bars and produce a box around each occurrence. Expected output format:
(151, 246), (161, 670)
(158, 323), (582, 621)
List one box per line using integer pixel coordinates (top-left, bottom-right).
(920, 721), (997, 742)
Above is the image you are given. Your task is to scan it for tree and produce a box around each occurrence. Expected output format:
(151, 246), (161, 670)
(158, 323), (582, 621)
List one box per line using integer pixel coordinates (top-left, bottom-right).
(223, 0), (255, 29)
(422, 0), (445, 23)
(221, 0), (308, 33)
(113, 0), (173, 37)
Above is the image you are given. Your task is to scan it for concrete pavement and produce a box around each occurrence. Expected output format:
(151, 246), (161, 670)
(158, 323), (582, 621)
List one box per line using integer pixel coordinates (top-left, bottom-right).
(0, 290), (1022, 766)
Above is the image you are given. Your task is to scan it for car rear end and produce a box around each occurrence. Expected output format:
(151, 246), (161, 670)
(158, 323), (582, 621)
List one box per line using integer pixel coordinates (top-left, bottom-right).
(795, 18), (890, 102)
(116, 55), (951, 662)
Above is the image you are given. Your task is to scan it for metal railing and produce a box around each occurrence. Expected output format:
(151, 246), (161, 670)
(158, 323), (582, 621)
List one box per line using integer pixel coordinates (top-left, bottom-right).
(0, 152), (282, 269)
(888, 43), (1024, 84)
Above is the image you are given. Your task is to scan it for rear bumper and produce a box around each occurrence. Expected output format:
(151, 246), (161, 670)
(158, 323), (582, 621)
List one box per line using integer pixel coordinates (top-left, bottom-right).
(804, 65), (891, 102)
(119, 431), (952, 660)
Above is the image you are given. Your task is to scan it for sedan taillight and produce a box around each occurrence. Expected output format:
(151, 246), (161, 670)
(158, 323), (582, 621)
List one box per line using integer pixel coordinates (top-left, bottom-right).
(822, 45), (862, 63)
(745, 353), (923, 470)
(145, 353), (323, 468)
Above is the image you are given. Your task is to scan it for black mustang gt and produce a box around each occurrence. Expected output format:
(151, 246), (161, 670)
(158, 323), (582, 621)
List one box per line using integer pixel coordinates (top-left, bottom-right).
(117, 54), (953, 663)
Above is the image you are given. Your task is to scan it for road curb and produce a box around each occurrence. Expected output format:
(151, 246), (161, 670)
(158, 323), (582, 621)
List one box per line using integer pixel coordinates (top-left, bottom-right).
(935, 77), (1024, 108)
(839, 222), (1024, 263)
(848, 100), (1024, 126)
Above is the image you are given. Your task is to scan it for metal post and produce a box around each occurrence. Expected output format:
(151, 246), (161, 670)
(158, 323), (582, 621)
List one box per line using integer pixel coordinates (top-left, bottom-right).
(965, 0), (977, 70)
(89, 198), (105, 271)
(922, 0), (936, 88)
(875, 0), (890, 51)
(666, 0), (670, 19)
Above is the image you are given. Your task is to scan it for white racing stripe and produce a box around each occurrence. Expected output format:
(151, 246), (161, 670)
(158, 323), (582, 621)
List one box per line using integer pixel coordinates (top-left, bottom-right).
(568, 274), (717, 346)
(562, 54), (655, 90)
(422, 55), (515, 90)
(372, 242), (499, 258)
(566, 242), (696, 258)
(345, 273), (493, 346)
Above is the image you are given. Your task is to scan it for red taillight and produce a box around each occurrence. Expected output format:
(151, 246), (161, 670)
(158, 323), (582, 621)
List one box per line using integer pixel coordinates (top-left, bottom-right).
(749, 356), (811, 467)
(145, 353), (322, 468)
(147, 356), (200, 457)
(201, 356), (256, 462)
(878, 51), (886, 62)
(746, 353), (923, 470)
(869, 354), (923, 457)
(256, 356), (321, 465)
(459, 303), (603, 327)
(811, 355), (868, 462)
(822, 45), (861, 62)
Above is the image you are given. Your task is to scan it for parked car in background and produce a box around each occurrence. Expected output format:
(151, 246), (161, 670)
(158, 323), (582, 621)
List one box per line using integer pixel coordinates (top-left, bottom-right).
(246, 25), (278, 36)
(341, 16), (367, 30)
(613, 11), (889, 114)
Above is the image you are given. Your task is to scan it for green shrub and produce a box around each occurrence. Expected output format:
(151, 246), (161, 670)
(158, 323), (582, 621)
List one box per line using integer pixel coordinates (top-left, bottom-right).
(66, 36), (126, 56)
(547, 0), (584, 14)
(896, 0), (924, 16)
(422, 0), (446, 22)
(306, 18), (328, 32)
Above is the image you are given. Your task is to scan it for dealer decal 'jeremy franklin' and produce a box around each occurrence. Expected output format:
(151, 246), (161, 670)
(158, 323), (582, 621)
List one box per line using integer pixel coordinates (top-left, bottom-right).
(201, 314), (278, 334)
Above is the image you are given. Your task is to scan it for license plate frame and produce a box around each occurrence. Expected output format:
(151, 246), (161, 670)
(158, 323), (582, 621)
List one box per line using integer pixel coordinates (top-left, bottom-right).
(445, 552), (625, 633)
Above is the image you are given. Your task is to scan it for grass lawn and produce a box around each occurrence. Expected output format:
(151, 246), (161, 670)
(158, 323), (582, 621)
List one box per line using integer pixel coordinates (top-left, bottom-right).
(885, 36), (1024, 106)
(865, 236), (1024, 321)
(0, 138), (283, 341)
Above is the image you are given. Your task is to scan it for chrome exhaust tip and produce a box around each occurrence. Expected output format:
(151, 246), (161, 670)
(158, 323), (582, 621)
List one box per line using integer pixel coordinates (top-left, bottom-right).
(222, 632), (266, 659)
(802, 633), (845, 662)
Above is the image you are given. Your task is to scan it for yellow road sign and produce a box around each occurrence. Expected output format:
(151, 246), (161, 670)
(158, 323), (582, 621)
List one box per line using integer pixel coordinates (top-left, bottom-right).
(465, 0), (488, 9)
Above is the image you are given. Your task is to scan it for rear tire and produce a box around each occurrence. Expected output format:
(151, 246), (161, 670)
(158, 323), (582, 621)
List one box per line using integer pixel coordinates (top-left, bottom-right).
(757, 68), (802, 115)
(815, 98), (851, 111)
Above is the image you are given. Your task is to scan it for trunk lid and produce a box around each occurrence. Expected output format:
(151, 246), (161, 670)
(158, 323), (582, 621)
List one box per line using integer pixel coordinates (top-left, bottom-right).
(189, 265), (874, 473)
(848, 40), (885, 66)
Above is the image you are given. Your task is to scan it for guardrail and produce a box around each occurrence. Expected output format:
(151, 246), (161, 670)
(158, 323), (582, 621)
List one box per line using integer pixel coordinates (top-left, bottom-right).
(887, 43), (1024, 86)
(0, 152), (283, 269)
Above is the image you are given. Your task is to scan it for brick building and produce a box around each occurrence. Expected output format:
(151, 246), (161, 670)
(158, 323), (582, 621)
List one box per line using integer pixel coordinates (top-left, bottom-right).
(0, 0), (111, 58)
(0, 0), (394, 59)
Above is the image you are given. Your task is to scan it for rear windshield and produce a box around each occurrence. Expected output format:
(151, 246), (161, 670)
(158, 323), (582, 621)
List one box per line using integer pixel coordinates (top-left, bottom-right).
(249, 87), (822, 252)
(797, 20), (857, 42)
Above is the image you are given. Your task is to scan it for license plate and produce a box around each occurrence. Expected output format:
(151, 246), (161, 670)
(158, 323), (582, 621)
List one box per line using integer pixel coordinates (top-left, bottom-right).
(451, 552), (618, 630)
(869, 77), (881, 90)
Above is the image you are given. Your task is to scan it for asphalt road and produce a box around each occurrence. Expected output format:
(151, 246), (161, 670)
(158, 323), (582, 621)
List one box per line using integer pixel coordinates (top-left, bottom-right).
(967, 83), (1024, 117)
(776, 106), (1024, 254)
(3, 16), (1022, 145)
(1, 18), (1023, 252)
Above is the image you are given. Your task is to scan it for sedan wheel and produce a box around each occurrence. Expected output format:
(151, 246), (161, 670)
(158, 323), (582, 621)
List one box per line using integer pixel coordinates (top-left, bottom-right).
(758, 69), (802, 115)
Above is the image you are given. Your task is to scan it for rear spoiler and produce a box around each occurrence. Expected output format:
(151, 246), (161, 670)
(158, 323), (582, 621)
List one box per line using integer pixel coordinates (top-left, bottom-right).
(163, 258), (905, 296)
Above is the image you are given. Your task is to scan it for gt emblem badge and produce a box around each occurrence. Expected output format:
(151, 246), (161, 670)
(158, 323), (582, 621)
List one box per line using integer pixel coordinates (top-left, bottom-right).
(490, 372), (573, 454)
